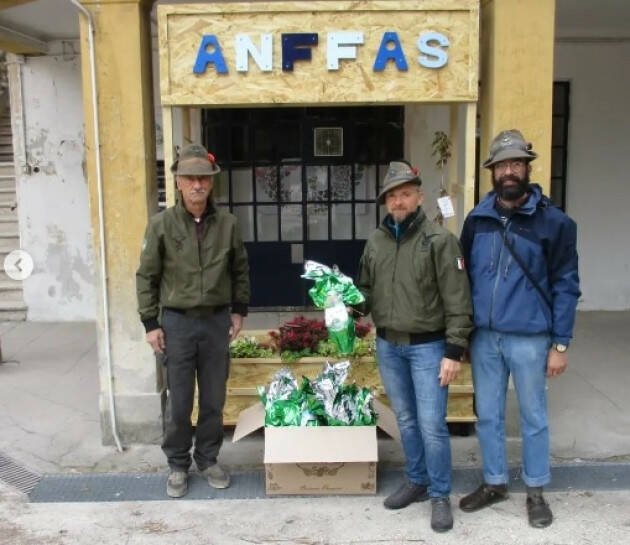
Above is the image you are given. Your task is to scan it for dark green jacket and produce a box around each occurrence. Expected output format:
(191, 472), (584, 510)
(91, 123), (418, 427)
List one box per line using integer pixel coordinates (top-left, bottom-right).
(357, 208), (473, 359)
(136, 198), (250, 332)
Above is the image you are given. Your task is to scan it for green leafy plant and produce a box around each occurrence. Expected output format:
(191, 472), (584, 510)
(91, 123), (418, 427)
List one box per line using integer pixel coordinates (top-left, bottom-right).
(229, 336), (274, 358)
(316, 337), (376, 359)
(280, 348), (314, 363)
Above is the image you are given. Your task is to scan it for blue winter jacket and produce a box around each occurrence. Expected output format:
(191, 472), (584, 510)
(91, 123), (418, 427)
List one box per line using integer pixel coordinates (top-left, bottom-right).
(460, 184), (580, 344)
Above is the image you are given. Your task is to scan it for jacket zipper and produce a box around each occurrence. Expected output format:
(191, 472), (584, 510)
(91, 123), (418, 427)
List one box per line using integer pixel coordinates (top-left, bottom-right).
(389, 236), (400, 326)
(489, 220), (510, 329)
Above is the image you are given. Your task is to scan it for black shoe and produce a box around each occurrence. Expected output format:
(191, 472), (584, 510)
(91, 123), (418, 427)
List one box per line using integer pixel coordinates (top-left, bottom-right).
(459, 483), (508, 512)
(383, 481), (429, 509)
(431, 497), (454, 533)
(526, 487), (553, 528)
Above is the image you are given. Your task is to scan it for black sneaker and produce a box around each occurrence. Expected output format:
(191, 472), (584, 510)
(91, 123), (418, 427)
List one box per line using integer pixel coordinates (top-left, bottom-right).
(431, 497), (454, 533)
(526, 487), (553, 528)
(383, 481), (429, 509)
(459, 483), (508, 512)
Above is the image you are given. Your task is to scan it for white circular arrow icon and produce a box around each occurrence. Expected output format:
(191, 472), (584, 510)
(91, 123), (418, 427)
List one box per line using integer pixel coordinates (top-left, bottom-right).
(4, 250), (34, 281)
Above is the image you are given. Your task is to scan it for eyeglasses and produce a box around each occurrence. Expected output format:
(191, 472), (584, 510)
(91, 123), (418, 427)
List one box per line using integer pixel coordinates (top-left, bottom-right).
(494, 159), (526, 172)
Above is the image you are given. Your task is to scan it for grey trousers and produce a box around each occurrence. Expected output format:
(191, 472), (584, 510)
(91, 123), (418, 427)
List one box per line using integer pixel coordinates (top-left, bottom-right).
(161, 307), (231, 472)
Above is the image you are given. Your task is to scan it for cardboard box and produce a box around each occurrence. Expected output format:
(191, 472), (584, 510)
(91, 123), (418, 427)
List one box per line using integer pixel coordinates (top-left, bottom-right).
(233, 399), (400, 495)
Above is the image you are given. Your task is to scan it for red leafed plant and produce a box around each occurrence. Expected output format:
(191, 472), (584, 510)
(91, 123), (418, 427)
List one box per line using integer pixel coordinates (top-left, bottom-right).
(269, 316), (328, 353)
(355, 320), (373, 339)
(269, 315), (372, 353)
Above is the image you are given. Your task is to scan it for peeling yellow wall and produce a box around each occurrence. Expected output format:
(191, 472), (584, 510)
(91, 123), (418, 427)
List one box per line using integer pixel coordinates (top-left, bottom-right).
(159, 1), (479, 106)
(479, 0), (555, 196)
(78, 0), (162, 442)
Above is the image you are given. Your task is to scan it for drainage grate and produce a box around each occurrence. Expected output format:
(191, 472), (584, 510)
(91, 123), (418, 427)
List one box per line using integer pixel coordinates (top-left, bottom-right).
(0, 453), (41, 494)
(27, 463), (630, 503)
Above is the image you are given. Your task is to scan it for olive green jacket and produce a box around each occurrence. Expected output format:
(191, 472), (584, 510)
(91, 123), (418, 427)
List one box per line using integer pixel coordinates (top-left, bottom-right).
(357, 208), (473, 359)
(136, 198), (250, 332)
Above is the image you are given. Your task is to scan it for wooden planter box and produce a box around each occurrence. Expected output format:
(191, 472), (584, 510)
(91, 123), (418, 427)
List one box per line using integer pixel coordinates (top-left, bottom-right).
(191, 331), (476, 426)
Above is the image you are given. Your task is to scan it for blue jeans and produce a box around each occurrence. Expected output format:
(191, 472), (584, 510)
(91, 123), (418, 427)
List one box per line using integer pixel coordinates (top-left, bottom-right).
(376, 337), (451, 498)
(471, 328), (551, 487)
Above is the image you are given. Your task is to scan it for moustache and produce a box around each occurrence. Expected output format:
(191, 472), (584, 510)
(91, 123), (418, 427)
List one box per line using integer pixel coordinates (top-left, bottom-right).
(499, 174), (522, 184)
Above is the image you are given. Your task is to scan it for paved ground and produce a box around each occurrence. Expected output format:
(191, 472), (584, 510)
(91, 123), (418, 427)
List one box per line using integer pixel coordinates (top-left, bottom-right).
(0, 311), (628, 544)
(2, 482), (630, 545)
(0, 311), (628, 476)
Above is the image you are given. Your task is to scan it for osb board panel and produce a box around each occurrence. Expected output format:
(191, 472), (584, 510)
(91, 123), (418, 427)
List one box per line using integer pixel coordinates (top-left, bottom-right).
(217, 392), (475, 425)
(228, 359), (381, 390)
(191, 358), (474, 423)
(446, 393), (475, 420)
(158, 1), (479, 106)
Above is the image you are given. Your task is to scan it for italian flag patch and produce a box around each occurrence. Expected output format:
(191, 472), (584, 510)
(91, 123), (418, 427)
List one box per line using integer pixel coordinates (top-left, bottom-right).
(456, 257), (465, 270)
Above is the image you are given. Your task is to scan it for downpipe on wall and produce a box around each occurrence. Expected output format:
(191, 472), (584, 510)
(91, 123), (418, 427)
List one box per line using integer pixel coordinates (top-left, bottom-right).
(69, 0), (123, 453)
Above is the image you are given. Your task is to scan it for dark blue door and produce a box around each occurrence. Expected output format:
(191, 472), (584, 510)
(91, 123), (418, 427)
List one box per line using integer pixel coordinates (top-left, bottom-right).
(203, 107), (404, 308)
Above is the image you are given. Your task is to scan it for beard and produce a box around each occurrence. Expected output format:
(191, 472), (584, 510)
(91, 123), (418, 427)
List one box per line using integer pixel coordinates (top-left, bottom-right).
(493, 172), (530, 201)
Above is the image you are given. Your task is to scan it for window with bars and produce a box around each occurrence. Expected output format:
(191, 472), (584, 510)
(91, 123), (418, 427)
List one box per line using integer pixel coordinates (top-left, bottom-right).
(202, 106), (404, 243)
(551, 81), (570, 210)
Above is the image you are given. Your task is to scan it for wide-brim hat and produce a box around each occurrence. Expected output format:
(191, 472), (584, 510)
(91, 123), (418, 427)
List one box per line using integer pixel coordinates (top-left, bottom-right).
(171, 143), (221, 176)
(482, 129), (538, 169)
(376, 161), (422, 205)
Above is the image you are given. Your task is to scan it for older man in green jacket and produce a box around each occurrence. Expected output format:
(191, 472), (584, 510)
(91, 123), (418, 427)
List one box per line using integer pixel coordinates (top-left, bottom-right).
(136, 144), (249, 498)
(357, 160), (473, 532)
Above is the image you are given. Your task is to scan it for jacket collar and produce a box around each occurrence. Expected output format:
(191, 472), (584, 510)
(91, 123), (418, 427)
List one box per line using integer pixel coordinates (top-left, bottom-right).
(174, 194), (217, 222)
(380, 207), (426, 241)
(471, 183), (545, 220)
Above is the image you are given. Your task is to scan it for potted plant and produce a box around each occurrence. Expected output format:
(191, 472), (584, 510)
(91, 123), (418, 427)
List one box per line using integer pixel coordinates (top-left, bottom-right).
(190, 316), (475, 426)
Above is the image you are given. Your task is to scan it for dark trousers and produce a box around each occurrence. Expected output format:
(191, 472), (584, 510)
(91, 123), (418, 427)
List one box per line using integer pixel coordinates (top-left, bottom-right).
(161, 308), (231, 472)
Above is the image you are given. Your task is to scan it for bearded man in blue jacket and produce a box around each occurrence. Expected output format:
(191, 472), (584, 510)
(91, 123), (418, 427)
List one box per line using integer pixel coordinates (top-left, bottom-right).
(459, 130), (580, 528)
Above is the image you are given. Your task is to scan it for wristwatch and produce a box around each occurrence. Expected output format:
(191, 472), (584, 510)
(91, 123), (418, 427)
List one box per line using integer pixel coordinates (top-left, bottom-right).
(553, 343), (568, 353)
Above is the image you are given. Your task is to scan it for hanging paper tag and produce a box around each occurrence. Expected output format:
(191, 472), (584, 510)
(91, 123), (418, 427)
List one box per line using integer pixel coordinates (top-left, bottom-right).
(437, 196), (455, 218)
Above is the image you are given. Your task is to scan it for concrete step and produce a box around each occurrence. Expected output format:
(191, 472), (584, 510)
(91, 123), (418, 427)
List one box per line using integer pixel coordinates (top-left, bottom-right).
(0, 163), (14, 176)
(0, 180), (15, 191)
(0, 238), (19, 253)
(0, 310), (27, 321)
(0, 189), (16, 200)
(0, 300), (27, 311)
(0, 300), (27, 321)
(0, 229), (19, 238)
(0, 280), (22, 292)
(0, 202), (17, 220)
(0, 206), (17, 219)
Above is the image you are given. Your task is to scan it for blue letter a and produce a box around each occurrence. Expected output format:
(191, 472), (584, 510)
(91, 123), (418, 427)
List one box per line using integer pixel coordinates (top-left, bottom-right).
(373, 32), (408, 71)
(193, 35), (228, 74)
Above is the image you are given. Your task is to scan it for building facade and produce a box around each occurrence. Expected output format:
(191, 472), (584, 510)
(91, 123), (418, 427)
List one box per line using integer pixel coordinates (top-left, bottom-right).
(0, 0), (628, 444)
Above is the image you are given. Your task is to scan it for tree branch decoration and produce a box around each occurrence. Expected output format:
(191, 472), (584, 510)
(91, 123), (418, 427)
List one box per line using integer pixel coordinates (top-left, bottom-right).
(431, 131), (452, 226)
